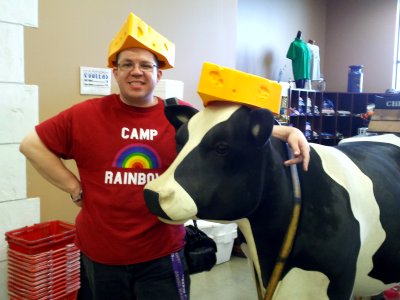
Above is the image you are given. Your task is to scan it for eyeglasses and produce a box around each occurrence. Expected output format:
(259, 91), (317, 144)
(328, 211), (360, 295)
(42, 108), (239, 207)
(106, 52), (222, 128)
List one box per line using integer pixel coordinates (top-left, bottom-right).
(117, 61), (158, 72)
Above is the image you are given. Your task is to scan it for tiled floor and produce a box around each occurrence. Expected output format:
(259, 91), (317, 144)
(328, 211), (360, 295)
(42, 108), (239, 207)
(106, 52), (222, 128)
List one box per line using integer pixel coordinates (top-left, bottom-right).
(190, 257), (384, 300)
(190, 256), (258, 300)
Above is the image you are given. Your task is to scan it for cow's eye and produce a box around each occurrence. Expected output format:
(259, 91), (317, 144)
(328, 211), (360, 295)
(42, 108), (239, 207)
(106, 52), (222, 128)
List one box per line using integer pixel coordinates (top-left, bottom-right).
(215, 142), (230, 156)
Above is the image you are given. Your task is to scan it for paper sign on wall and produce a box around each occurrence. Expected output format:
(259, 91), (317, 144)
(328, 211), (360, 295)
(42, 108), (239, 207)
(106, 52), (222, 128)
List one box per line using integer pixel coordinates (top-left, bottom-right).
(80, 66), (112, 95)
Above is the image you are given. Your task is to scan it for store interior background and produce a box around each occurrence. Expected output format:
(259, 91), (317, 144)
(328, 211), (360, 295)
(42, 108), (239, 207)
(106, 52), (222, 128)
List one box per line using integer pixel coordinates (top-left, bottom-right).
(24, 0), (397, 242)
(0, 0), (397, 298)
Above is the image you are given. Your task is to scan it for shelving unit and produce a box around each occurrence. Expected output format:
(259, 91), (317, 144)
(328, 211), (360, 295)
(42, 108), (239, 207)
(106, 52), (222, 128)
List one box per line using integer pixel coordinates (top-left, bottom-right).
(286, 89), (382, 145)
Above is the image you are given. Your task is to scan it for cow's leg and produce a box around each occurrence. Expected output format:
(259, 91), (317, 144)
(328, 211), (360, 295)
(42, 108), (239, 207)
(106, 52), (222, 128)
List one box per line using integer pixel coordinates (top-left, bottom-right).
(272, 267), (356, 300)
(273, 268), (330, 299)
(326, 270), (357, 300)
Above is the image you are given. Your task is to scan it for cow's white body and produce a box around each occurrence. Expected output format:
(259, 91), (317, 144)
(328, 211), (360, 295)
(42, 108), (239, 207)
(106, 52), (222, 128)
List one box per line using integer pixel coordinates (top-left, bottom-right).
(144, 103), (400, 299)
(313, 135), (400, 296)
(267, 134), (400, 299)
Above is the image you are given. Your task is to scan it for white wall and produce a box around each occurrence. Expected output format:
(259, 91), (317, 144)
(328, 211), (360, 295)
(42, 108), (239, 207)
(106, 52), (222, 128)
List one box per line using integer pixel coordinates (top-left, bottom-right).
(237, 0), (327, 82)
(0, 0), (40, 297)
(237, 0), (398, 93)
(324, 0), (398, 92)
(132, 0), (238, 109)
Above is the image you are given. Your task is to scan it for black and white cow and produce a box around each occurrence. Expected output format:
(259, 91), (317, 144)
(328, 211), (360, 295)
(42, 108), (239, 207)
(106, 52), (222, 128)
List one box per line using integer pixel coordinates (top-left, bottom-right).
(144, 102), (400, 300)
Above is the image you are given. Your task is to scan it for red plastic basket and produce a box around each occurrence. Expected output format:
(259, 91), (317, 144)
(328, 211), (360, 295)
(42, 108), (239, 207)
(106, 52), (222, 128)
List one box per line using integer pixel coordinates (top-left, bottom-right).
(7, 248), (80, 272)
(7, 243), (78, 261)
(8, 283), (80, 300)
(6, 221), (80, 300)
(8, 261), (80, 283)
(5, 220), (76, 254)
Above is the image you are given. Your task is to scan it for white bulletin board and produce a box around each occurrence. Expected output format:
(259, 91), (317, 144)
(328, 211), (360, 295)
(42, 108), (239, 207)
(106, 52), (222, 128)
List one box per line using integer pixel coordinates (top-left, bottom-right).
(80, 66), (112, 95)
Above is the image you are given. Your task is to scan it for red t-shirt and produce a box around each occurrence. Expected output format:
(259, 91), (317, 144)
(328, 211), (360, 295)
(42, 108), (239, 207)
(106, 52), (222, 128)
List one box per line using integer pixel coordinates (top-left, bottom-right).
(35, 94), (187, 265)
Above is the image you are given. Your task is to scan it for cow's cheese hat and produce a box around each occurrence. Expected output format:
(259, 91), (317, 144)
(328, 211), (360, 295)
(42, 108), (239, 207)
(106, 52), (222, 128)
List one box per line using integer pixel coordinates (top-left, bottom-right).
(107, 12), (175, 69)
(197, 62), (282, 114)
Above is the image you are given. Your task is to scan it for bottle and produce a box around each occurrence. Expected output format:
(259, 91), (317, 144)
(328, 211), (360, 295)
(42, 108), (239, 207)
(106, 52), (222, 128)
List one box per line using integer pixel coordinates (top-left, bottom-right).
(347, 65), (363, 93)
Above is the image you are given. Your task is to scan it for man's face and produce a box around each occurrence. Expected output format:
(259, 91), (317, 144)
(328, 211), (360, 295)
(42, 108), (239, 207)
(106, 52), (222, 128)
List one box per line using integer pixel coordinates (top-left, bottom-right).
(113, 48), (162, 107)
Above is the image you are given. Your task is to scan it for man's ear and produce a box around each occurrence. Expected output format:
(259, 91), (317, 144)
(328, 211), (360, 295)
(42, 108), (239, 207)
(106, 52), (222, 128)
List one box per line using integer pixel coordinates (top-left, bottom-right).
(157, 69), (163, 81)
(112, 67), (118, 79)
(164, 105), (199, 130)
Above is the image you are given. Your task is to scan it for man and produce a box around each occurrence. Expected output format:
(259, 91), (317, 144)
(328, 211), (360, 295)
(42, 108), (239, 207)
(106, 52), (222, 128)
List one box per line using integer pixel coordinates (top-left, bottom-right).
(20, 12), (309, 300)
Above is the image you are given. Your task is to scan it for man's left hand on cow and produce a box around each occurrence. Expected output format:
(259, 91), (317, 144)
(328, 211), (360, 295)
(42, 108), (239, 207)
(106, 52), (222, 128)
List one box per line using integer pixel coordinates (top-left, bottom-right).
(272, 125), (310, 171)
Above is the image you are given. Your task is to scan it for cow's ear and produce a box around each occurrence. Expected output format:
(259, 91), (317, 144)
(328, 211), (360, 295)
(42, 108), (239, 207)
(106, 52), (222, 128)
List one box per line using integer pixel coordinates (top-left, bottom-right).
(165, 105), (199, 130)
(249, 109), (274, 146)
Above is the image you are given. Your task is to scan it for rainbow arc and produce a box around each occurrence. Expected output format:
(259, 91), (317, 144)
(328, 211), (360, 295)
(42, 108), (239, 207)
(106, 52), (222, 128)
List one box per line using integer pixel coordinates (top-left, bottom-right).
(113, 144), (160, 169)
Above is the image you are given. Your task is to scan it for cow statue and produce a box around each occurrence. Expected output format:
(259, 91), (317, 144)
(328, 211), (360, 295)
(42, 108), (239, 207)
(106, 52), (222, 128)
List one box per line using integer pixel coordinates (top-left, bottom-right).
(144, 102), (400, 300)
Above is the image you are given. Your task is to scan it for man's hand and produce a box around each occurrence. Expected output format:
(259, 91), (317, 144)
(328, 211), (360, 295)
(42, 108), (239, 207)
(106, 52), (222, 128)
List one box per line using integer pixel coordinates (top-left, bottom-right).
(272, 126), (310, 171)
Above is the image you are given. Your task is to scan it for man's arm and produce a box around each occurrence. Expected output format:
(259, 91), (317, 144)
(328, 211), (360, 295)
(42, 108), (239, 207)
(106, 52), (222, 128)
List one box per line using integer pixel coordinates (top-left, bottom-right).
(272, 125), (310, 171)
(19, 131), (82, 205)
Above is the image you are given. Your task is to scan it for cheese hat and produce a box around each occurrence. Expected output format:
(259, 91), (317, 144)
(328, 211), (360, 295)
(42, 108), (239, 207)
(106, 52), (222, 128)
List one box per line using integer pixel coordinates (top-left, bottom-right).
(197, 62), (282, 114)
(107, 12), (175, 69)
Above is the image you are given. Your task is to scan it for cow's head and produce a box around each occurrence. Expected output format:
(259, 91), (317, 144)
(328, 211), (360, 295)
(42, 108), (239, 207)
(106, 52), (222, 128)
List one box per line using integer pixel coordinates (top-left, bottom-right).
(144, 102), (275, 223)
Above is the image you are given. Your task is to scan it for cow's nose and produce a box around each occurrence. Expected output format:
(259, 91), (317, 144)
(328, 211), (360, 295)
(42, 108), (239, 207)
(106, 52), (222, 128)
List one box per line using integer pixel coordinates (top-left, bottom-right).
(143, 189), (172, 220)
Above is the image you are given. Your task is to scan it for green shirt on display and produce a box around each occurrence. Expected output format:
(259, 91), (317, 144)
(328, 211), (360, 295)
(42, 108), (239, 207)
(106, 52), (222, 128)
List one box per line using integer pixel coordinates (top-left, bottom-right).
(286, 38), (311, 80)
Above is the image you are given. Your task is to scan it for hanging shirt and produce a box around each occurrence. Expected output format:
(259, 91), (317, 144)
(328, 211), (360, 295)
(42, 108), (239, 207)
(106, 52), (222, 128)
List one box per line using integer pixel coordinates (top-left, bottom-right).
(307, 43), (321, 80)
(286, 38), (311, 81)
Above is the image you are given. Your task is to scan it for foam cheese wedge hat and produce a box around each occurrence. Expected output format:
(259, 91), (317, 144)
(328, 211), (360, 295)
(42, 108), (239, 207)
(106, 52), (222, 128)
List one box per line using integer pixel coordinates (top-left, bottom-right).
(108, 12), (175, 69)
(198, 62), (282, 114)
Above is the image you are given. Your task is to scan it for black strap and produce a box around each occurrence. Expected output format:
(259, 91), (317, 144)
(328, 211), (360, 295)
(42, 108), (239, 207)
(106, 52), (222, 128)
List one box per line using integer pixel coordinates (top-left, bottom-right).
(164, 97), (179, 106)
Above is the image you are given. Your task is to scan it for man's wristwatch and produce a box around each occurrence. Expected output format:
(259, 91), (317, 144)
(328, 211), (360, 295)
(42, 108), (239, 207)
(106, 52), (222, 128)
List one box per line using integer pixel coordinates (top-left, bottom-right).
(70, 190), (83, 203)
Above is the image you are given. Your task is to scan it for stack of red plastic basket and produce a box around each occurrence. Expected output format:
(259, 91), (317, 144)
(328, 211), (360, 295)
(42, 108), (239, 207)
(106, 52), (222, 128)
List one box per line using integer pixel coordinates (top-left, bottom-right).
(5, 220), (80, 300)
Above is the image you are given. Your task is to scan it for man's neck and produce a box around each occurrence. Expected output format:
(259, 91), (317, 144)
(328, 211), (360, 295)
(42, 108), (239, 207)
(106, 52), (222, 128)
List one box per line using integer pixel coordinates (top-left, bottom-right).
(119, 95), (158, 107)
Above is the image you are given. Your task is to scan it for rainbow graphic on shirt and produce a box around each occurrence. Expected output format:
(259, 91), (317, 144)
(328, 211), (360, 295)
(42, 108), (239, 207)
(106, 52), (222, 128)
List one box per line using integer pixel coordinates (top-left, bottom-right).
(112, 144), (161, 169)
